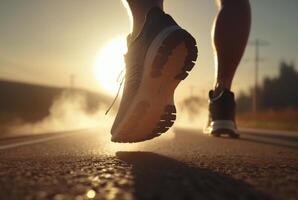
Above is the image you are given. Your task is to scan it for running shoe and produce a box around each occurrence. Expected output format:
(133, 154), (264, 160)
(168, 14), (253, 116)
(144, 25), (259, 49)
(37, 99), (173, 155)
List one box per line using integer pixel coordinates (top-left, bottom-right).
(204, 89), (239, 138)
(111, 7), (198, 143)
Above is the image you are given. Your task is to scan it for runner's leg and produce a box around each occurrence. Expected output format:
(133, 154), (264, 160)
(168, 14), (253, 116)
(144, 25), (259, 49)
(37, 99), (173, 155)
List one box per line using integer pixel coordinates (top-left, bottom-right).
(122, 0), (164, 39)
(212, 0), (251, 96)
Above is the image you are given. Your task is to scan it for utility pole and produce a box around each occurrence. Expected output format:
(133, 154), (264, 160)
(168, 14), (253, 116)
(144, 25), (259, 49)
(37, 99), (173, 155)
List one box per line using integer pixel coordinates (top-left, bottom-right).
(190, 86), (194, 98)
(70, 74), (76, 90)
(249, 39), (269, 113)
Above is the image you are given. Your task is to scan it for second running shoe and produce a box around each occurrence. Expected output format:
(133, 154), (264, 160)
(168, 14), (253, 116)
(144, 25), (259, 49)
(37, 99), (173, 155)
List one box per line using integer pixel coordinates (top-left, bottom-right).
(111, 7), (198, 143)
(204, 89), (240, 138)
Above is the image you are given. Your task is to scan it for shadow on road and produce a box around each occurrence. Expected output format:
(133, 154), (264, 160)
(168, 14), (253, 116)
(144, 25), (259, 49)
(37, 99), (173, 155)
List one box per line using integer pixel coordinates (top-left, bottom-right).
(116, 151), (270, 200)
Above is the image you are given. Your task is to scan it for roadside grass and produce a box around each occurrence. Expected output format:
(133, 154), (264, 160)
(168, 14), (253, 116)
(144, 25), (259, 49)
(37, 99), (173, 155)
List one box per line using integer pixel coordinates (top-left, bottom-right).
(237, 108), (298, 132)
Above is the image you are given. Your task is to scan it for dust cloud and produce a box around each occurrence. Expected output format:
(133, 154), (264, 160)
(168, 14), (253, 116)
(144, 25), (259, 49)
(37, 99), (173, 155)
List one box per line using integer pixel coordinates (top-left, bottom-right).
(8, 91), (114, 136)
(5, 92), (208, 138)
(175, 96), (209, 130)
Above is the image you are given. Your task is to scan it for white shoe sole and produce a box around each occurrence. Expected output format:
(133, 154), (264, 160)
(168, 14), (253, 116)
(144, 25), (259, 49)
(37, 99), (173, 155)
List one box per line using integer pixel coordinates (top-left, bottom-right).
(112, 25), (198, 143)
(204, 120), (239, 138)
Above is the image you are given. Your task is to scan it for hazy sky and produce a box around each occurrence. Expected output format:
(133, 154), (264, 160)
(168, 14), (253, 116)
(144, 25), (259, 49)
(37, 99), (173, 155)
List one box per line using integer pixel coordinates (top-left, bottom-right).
(0, 0), (297, 99)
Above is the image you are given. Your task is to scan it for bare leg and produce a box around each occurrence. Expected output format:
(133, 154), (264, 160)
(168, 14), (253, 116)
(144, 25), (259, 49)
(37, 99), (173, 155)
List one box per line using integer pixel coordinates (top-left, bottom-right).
(213, 0), (251, 96)
(122, 0), (164, 39)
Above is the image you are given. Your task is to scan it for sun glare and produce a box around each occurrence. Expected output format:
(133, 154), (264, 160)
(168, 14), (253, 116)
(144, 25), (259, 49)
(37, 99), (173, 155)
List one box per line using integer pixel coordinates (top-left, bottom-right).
(94, 36), (127, 95)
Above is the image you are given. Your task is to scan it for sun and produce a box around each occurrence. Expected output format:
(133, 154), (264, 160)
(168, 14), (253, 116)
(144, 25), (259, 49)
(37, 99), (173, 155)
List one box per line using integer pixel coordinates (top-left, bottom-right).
(94, 36), (127, 95)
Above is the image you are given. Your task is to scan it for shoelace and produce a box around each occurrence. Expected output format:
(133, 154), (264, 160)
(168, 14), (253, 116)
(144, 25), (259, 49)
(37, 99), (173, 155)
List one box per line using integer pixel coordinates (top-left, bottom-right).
(105, 69), (125, 115)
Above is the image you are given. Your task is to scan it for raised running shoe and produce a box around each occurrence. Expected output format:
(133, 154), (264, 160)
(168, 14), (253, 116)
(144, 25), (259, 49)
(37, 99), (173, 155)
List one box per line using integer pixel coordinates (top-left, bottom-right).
(111, 7), (198, 143)
(204, 89), (239, 138)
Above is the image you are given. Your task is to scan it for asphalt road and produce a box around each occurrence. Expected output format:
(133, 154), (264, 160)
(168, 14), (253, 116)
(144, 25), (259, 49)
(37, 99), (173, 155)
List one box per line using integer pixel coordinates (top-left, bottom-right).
(0, 127), (297, 200)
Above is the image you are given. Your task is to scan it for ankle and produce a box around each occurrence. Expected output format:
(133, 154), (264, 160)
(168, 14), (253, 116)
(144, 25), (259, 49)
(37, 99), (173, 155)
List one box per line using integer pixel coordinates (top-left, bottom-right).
(131, 22), (143, 40)
(126, 0), (164, 39)
(213, 83), (230, 98)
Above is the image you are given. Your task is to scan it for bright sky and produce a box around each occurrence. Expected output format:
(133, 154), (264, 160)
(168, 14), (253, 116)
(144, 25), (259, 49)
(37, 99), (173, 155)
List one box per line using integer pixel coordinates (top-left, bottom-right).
(0, 0), (297, 100)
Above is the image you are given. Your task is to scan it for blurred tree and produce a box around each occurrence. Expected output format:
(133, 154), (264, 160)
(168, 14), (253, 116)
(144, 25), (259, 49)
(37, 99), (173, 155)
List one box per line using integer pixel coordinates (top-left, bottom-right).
(237, 61), (298, 113)
(260, 61), (298, 109)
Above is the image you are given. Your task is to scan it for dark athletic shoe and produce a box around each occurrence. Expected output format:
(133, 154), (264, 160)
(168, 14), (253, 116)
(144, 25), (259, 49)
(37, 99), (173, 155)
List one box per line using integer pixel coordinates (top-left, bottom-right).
(111, 7), (198, 143)
(204, 89), (239, 138)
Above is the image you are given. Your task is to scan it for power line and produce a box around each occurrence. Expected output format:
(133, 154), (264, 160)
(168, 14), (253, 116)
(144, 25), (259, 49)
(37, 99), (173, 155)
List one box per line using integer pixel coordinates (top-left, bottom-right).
(249, 39), (269, 113)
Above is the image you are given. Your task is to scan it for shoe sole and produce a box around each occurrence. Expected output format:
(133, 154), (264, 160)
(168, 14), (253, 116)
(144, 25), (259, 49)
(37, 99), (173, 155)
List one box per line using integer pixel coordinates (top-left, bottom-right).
(204, 120), (240, 139)
(111, 26), (198, 143)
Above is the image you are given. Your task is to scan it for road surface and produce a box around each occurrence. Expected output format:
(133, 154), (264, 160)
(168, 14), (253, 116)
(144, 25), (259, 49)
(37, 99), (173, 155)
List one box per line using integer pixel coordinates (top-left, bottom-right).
(0, 127), (297, 200)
